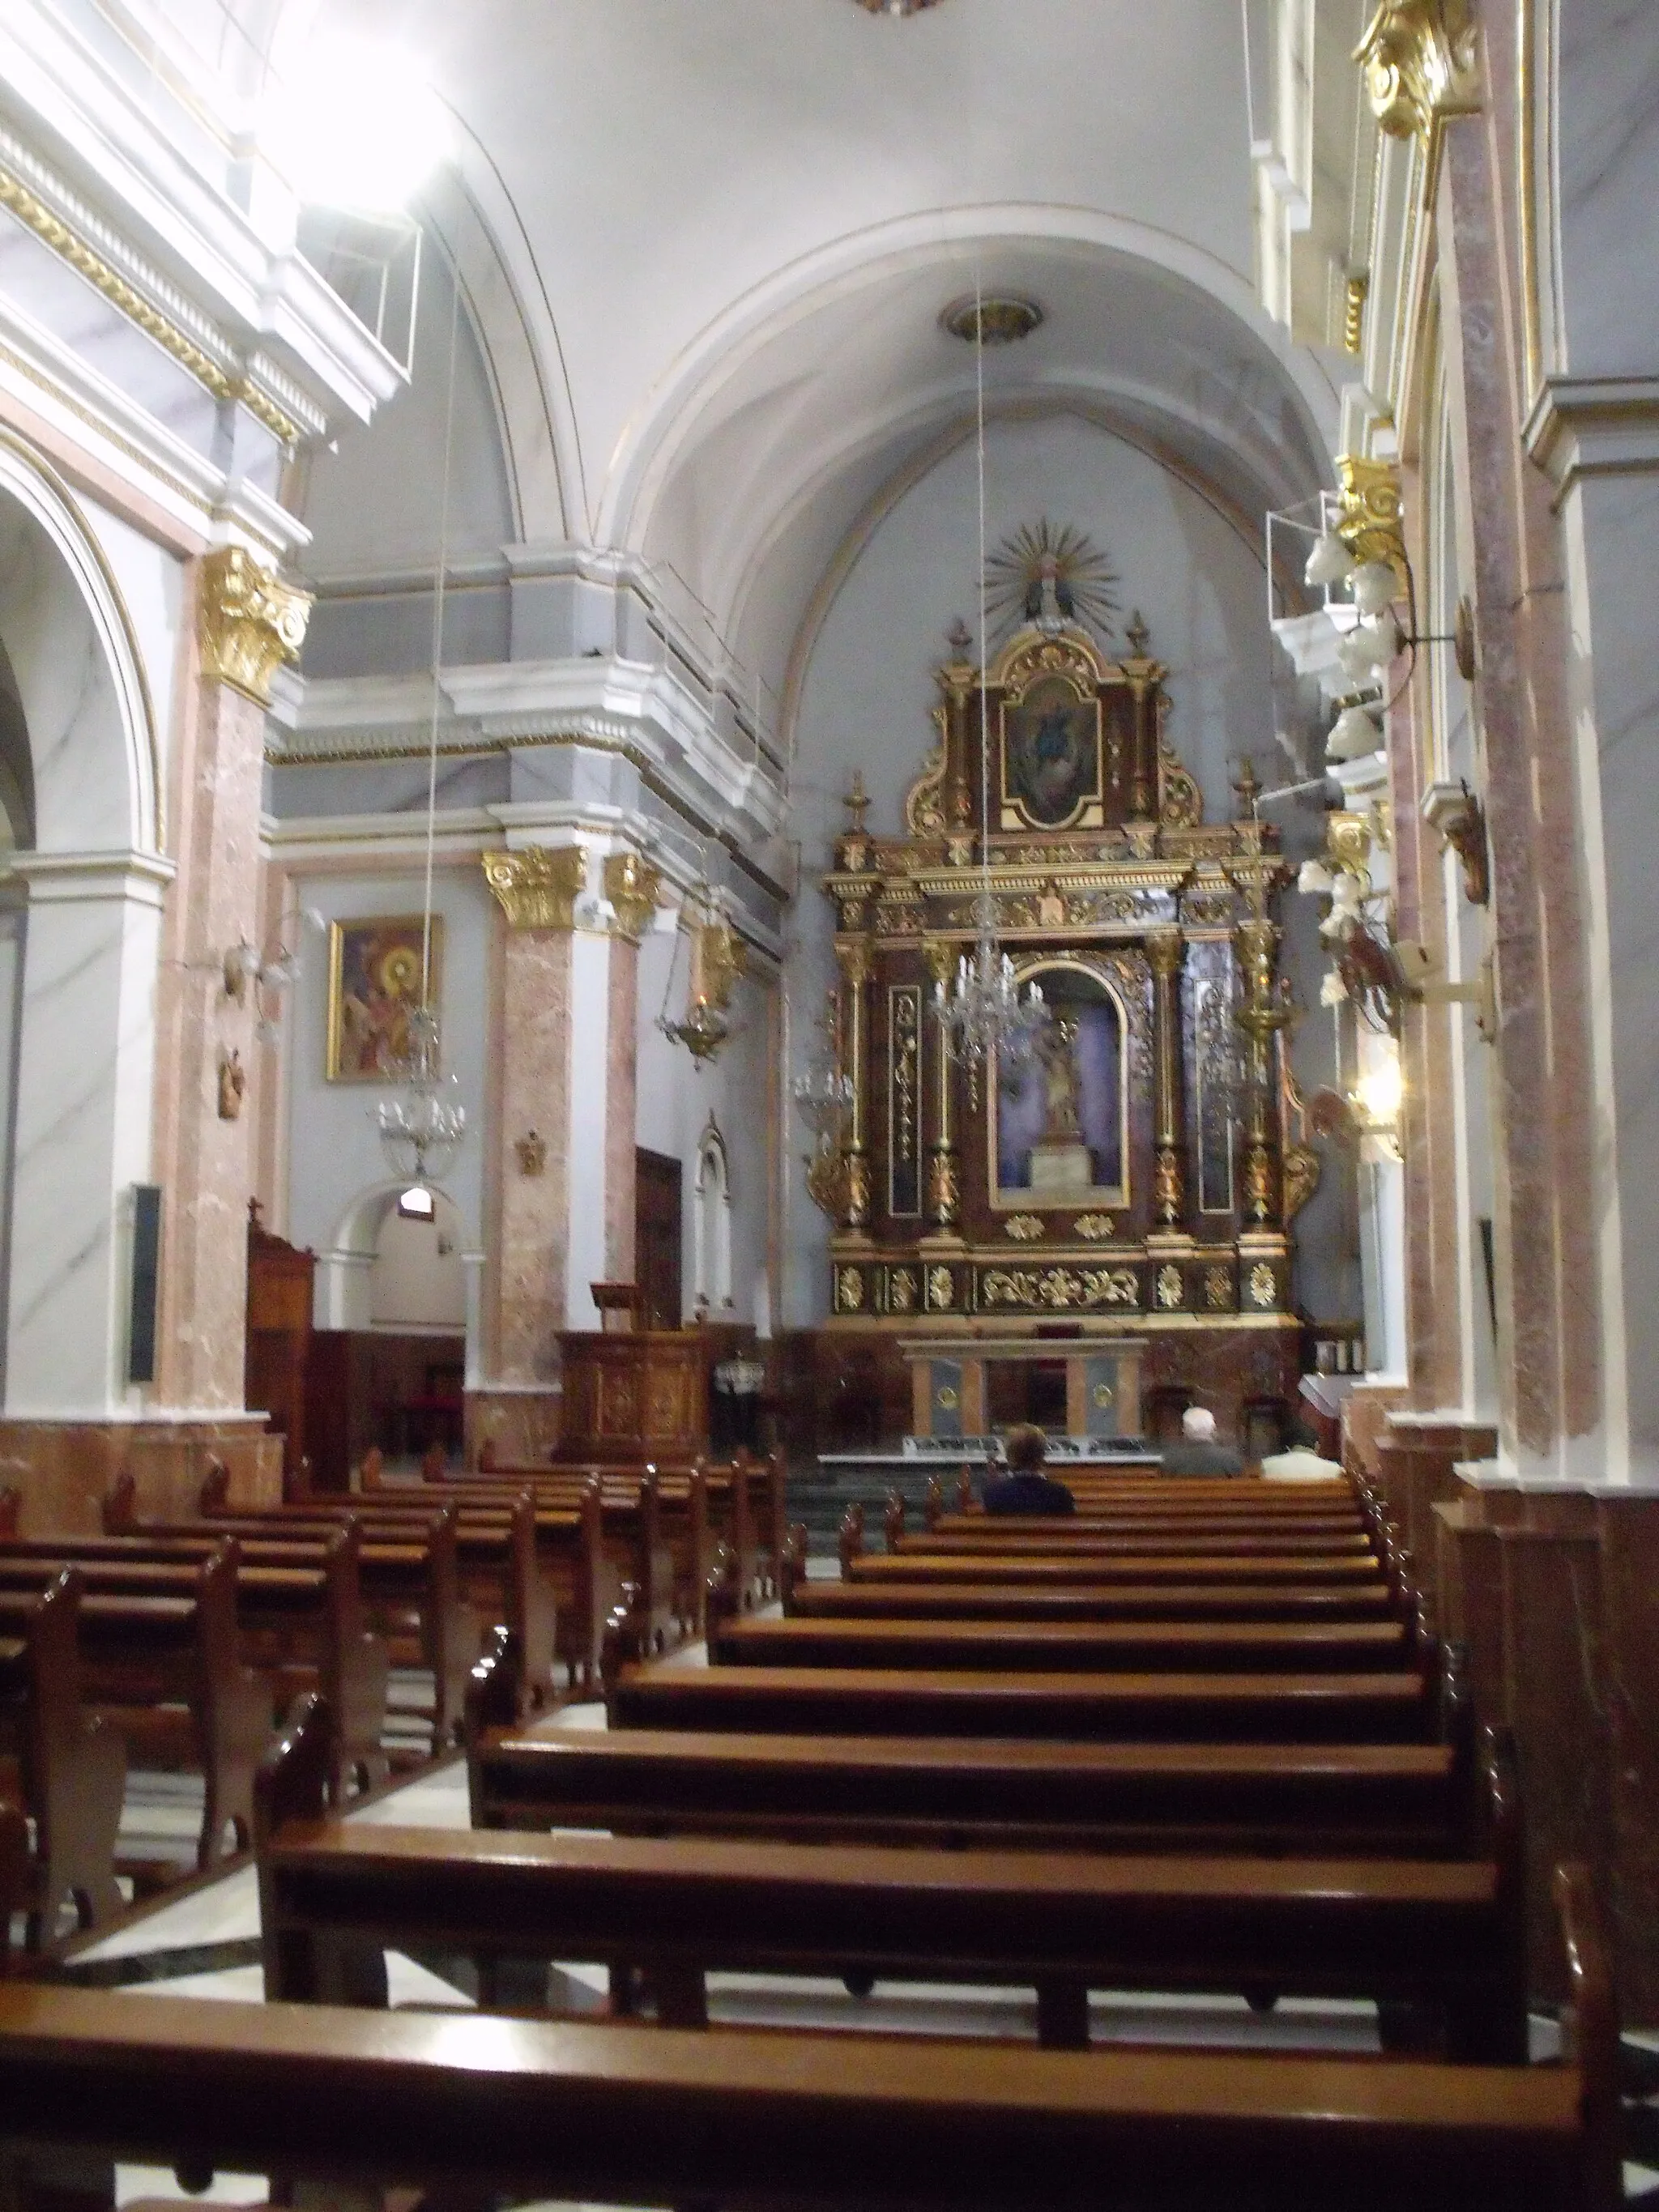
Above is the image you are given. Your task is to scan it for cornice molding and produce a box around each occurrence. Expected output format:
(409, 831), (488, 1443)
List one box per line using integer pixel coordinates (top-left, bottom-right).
(1522, 377), (1659, 505)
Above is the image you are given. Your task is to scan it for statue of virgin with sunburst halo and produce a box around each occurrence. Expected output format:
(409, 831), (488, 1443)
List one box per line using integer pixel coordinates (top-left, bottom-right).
(983, 520), (1120, 646)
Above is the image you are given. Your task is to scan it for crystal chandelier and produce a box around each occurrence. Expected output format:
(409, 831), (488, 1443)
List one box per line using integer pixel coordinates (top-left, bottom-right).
(935, 892), (1049, 1069)
(791, 995), (855, 1140)
(373, 277), (467, 1189)
(933, 275), (1049, 1072)
(376, 1003), (466, 1182)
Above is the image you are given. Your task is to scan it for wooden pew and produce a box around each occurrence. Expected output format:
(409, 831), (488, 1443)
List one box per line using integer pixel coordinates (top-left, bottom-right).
(0, 1571), (126, 1944)
(192, 1489), (481, 1751)
(184, 1490), (554, 1722)
(706, 1610), (1414, 1677)
(923, 1473), (1367, 1532)
(782, 1535), (1397, 1625)
(0, 1796), (25, 1971)
(48, 1510), (392, 1796)
(841, 1507), (1389, 1584)
(259, 1694), (1526, 2060)
(0, 1545), (270, 1869)
(0, 1881), (1619, 2212)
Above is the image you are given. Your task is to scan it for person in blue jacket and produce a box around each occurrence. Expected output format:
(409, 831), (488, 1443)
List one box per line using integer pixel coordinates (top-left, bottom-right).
(983, 1425), (1077, 1515)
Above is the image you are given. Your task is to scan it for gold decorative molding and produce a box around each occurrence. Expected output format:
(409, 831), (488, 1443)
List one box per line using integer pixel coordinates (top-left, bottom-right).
(198, 547), (312, 705)
(1354, 1), (1479, 145)
(0, 163), (303, 445)
(1003, 1214), (1045, 1242)
(1344, 275), (1369, 356)
(483, 845), (588, 931)
(603, 852), (662, 942)
(1334, 455), (1408, 586)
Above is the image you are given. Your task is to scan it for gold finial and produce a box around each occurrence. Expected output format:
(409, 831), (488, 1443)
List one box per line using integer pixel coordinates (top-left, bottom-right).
(843, 771), (871, 837)
(1124, 609), (1151, 658)
(1231, 757), (1262, 819)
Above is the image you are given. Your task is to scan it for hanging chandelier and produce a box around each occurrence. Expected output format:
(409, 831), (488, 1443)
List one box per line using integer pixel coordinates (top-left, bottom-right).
(935, 891), (1050, 1069)
(932, 276), (1049, 1073)
(791, 996), (855, 1139)
(373, 279), (467, 1189)
(376, 1003), (467, 1181)
(658, 877), (743, 1065)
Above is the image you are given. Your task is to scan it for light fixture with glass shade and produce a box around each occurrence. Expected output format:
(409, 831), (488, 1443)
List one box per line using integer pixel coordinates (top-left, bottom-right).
(373, 227), (466, 1188)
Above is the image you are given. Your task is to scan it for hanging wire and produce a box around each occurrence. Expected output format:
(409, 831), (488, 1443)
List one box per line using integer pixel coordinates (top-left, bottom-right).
(420, 271), (463, 1011)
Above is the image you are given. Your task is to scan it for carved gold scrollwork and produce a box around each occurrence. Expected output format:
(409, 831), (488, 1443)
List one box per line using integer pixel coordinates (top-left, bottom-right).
(888, 1267), (919, 1315)
(1155, 1263), (1183, 1311)
(927, 1264), (956, 1312)
(1204, 1265), (1234, 1313)
(1354, 0), (1479, 145)
(1074, 1214), (1115, 1241)
(483, 846), (589, 931)
(927, 1149), (961, 1228)
(603, 852), (662, 942)
(804, 1147), (847, 1220)
(1004, 1215), (1045, 1241)
(981, 1265), (1139, 1311)
(1282, 1143), (1322, 1223)
(906, 736), (948, 836)
(1247, 1262), (1279, 1311)
(1335, 455), (1409, 589)
(198, 546), (312, 705)
(836, 1266), (866, 1315)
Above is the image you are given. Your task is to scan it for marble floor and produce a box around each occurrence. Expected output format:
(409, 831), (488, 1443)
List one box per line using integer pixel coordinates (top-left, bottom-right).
(14, 1646), (1658, 2207)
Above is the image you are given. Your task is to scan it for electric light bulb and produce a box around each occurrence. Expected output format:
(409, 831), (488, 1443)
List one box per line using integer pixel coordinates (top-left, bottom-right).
(1305, 531), (1355, 589)
(1350, 560), (1399, 616)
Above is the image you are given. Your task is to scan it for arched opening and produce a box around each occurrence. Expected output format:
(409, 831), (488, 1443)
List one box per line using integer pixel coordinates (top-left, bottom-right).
(693, 1117), (734, 1319)
(0, 451), (160, 1417)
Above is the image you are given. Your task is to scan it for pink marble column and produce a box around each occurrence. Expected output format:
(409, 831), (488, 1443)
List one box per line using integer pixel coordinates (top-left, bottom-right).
(151, 663), (267, 1409)
(495, 923), (573, 1385)
(1436, 108), (1601, 1466)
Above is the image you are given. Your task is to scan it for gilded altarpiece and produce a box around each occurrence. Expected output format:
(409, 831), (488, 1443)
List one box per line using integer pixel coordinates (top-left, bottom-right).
(820, 619), (1311, 1434)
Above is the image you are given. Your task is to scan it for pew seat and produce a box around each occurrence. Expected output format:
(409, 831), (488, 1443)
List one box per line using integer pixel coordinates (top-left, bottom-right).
(782, 1576), (1397, 1624)
(258, 1814), (1526, 2058)
(0, 1890), (1618, 2212)
(706, 1613), (1412, 1676)
(606, 1658), (1437, 1743)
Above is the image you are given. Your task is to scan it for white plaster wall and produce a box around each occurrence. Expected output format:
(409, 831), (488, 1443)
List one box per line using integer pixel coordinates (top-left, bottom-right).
(297, 236), (515, 579)
(636, 914), (773, 1330)
(281, 864), (490, 1319)
(783, 411), (1306, 1326)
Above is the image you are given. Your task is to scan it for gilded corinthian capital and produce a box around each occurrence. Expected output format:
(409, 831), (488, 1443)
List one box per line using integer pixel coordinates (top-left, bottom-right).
(482, 846), (588, 930)
(603, 852), (663, 942)
(198, 546), (312, 705)
(1354, 2), (1479, 144)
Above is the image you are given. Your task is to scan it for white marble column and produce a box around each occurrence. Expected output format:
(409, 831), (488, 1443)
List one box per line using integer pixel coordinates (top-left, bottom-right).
(4, 848), (173, 1415)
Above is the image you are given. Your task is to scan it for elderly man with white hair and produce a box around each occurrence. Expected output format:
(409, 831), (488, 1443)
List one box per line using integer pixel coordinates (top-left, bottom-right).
(1159, 1404), (1245, 1477)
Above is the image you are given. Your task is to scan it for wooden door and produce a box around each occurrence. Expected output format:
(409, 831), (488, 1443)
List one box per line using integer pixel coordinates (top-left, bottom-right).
(635, 1149), (683, 1329)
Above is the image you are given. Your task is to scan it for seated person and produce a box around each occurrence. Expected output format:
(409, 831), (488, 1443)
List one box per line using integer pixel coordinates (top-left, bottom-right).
(1260, 1412), (1342, 1482)
(983, 1425), (1077, 1515)
(1160, 1404), (1245, 1477)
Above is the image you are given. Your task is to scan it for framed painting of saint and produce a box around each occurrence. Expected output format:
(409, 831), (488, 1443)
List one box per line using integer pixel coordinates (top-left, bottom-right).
(992, 965), (1128, 1205)
(326, 915), (442, 1081)
(1000, 674), (1102, 829)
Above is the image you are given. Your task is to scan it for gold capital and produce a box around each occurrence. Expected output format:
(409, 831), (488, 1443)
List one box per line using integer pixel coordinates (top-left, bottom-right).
(483, 846), (588, 931)
(1334, 454), (1409, 589)
(1355, 1), (1479, 145)
(836, 938), (873, 989)
(198, 546), (311, 705)
(603, 852), (662, 942)
(1146, 925), (1184, 982)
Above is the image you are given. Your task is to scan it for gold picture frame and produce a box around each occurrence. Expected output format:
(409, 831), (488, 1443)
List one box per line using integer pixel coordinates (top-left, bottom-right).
(326, 914), (444, 1082)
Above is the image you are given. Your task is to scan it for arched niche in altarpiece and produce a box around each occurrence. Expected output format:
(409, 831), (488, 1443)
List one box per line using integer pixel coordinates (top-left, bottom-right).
(817, 615), (1321, 1447)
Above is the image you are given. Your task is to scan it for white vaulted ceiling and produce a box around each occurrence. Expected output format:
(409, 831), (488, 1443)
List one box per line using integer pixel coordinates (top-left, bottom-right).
(130, 0), (1344, 701)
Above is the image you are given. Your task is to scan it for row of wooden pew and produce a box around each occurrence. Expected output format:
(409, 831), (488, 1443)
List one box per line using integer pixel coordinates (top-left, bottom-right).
(0, 1448), (782, 1946)
(0, 1460), (1623, 2208)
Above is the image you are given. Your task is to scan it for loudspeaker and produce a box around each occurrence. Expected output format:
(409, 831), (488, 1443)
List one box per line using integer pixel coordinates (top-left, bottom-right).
(128, 1184), (161, 1385)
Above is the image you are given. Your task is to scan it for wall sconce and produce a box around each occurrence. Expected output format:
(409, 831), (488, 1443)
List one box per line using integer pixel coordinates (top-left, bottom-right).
(1421, 778), (1491, 906)
(224, 936), (300, 1043)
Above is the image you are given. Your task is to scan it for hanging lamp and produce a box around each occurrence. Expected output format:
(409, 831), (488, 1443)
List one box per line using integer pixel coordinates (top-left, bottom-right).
(932, 274), (1049, 1073)
(374, 276), (467, 1186)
